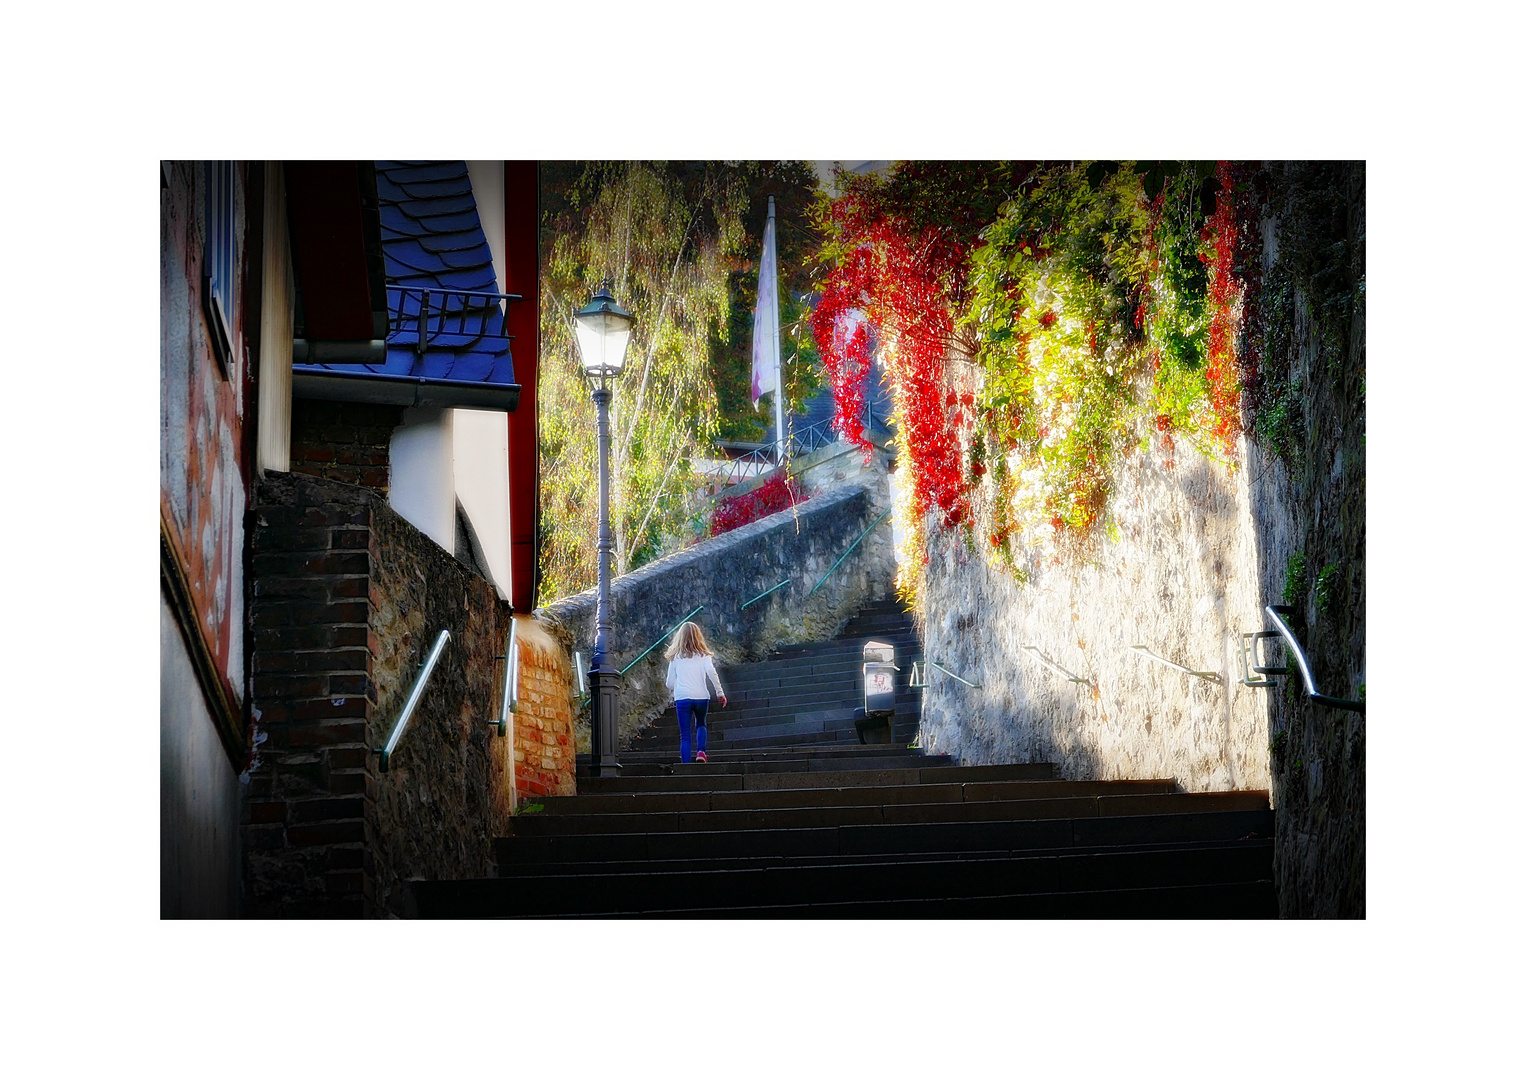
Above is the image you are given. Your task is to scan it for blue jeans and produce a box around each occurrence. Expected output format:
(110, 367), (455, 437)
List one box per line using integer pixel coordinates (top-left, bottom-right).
(676, 698), (709, 763)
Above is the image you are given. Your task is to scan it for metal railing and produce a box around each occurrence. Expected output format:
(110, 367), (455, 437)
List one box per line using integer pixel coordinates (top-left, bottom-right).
(741, 579), (792, 609)
(620, 605), (704, 677)
(808, 507), (893, 597)
(1129, 644), (1221, 683)
(1259, 604), (1366, 713)
(909, 659), (981, 689)
(377, 629), (452, 772)
(1021, 644), (1090, 685)
(494, 621), (520, 738)
(385, 285), (522, 360)
(709, 415), (841, 490)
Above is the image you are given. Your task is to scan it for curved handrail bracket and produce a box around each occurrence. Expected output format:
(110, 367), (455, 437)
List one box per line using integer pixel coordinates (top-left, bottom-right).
(1129, 644), (1221, 683)
(1263, 605), (1365, 714)
(1237, 630), (1285, 687)
(1021, 644), (1090, 685)
(377, 629), (452, 772)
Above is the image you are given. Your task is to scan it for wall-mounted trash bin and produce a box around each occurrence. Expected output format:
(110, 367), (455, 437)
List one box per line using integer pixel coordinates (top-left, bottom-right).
(855, 640), (898, 744)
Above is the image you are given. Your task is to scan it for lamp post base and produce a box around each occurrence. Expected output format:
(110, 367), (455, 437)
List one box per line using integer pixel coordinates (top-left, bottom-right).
(590, 664), (623, 777)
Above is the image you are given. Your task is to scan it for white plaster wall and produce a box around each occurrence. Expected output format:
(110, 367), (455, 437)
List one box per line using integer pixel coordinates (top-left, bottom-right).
(453, 163), (514, 598)
(465, 161), (506, 294)
(918, 431), (1272, 795)
(389, 406), (455, 553)
(161, 596), (242, 918)
(452, 407), (513, 599)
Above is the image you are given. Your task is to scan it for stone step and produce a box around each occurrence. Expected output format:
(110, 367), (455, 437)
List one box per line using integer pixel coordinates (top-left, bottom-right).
(495, 808), (1273, 866)
(508, 791), (1269, 837)
(640, 700), (920, 730)
(413, 837), (1274, 917)
(531, 778), (1178, 816)
(494, 833), (1219, 877)
(526, 880), (1280, 919)
(584, 744), (941, 765)
(582, 751), (943, 778)
(718, 658), (921, 692)
(719, 679), (914, 705)
(762, 636), (921, 662)
(574, 761), (1052, 792)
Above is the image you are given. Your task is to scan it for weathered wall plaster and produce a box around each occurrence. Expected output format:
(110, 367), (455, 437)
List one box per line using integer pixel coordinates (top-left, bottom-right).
(919, 432), (1271, 794)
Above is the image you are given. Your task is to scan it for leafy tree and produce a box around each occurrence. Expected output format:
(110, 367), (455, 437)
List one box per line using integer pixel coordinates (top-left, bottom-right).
(536, 161), (821, 601)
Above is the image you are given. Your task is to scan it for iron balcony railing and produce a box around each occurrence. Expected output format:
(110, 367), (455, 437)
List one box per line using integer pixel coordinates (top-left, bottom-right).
(709, 415), (841, 490)
(385, 285), (523, 359)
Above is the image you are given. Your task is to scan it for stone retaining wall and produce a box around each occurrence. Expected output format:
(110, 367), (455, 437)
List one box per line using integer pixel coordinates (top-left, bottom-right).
(918, 433), (1272, 796)
(244, 472), (518, 917)
(535, 478), (895, 752)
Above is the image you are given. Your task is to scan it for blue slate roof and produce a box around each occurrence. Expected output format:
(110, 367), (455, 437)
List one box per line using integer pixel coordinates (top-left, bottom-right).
(295, 160), (515, 388)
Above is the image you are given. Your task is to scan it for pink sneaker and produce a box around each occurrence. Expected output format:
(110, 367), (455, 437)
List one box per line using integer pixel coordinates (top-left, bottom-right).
(695, 751), (708, 763)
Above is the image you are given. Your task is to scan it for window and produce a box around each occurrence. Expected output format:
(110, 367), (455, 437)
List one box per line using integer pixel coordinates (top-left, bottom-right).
(203, 161), (237, 377)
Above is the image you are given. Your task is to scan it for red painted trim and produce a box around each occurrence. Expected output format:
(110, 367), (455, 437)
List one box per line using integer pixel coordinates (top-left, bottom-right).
(504, 162), (540, 612)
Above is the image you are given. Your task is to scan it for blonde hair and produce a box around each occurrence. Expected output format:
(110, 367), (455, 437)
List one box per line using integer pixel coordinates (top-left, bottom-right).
(664, 621), (712, 660)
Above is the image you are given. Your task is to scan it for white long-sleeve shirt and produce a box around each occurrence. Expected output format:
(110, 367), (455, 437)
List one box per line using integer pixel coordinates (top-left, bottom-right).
(665, 654), (724, 702)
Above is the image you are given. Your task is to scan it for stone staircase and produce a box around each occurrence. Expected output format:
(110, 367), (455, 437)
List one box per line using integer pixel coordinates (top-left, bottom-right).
(407, 598), (1277, 917)
(628, 597), (925, 753)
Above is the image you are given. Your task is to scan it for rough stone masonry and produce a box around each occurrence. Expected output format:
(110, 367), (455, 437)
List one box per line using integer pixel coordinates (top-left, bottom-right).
(535, 458), (896, 753)
(918, 429), (1272, 796)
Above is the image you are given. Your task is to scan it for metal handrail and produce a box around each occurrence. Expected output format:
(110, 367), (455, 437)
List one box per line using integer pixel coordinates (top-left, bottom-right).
(1129, 644), (1221, 682)
(741, 578), (792, 609)
(910, 659), (981, 689)
(1021, 644), (1090, 684)
(1262, 605), (1365, 713)
(378, 629), (451, 772)
(619, 605), (704, 677)
(493, 620), (519, 738)
(807, 507), (893, 598)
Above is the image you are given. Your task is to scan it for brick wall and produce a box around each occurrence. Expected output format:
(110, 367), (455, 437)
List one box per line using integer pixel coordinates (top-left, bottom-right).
(244, 471), (515, 917)
(244, 489), (377, 917)
(510, 617), (577, 800)
(288, 399), (400, 493)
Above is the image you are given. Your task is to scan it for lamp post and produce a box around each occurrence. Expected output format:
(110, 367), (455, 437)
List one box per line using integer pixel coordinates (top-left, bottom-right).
(573, 281), (635, 778)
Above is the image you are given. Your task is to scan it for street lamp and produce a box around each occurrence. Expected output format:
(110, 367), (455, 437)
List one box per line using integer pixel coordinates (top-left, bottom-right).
(573, 281), (635, 777)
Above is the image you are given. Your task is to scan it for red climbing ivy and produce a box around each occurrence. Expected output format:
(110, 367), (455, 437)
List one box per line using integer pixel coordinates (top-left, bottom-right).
(811, 161), (1261, 590)
(708, 472), (805, 537)
(811, 172), (987, 530)
(1200, 160), (1244, 457)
